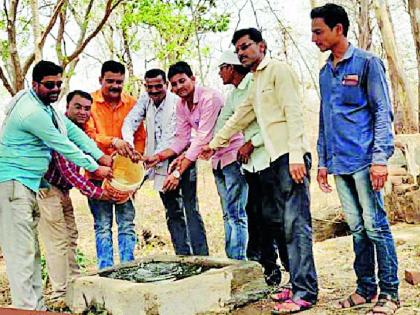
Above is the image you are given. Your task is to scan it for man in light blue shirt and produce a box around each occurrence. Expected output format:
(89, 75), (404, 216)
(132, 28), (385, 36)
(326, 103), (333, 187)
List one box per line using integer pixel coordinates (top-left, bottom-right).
(0, 61), (111, 310)
(312, 4), (399, 314)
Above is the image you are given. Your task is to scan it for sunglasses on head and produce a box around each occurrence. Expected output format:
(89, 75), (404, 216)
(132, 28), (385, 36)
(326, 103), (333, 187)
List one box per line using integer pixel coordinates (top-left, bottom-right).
(39, 81), (63, 89)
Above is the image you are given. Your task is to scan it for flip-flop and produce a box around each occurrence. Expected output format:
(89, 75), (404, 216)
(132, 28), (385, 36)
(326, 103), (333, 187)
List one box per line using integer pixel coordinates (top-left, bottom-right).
(366, 294), (399, 315)
(271, 288), (293, 302)
(272, 298), (312, 314)
(336, 293), (378, 309)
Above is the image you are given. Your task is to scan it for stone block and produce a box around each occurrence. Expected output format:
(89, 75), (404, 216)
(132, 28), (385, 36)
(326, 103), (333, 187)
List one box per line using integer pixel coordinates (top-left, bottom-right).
(405, 270), (420, 285)
(67, 255), (264, 315)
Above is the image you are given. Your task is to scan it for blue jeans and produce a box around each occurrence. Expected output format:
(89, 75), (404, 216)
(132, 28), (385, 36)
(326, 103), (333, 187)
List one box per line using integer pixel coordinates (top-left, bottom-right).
(159, 163), (208, 256)
(259, 154), (318, 303)
(335, 167), (399, 299)
(213, 162), (248, 260)
(88, 181), (136, 269)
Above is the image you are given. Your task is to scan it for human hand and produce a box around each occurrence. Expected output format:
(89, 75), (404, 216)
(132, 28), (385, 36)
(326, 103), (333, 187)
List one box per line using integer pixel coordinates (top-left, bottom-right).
(199, 145), (214, 160)
(168, 154), (184, 173)
(93, 165), (113, 179)
(143, 155), (160, 169)
(37, 188), (50, 200)
(370, 164), (388, 191)
(112, 138), (137, 160)
(289, 163), (307, 184)
(100, 186), (130, 203)
(131, 151), (143, 163)
(162, 173), (180, 192)
(237, 141), (254, 164)
(317, 168), (332, 193)
(98, 154), (113, 167)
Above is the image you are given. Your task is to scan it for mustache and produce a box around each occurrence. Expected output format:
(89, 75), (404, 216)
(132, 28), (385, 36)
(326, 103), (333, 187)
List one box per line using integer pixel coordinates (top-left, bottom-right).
(109, 88), (122, 93)
(149, 92), (161, 96)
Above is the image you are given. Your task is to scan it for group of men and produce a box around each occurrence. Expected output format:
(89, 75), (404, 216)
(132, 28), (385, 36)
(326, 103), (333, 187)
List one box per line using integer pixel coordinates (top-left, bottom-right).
(0, 3), (399, 315)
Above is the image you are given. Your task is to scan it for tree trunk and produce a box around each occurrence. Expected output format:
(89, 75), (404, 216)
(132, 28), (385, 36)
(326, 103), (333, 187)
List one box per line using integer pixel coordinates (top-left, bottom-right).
(373, 0), (418, 133)
(358, 0), (372, 50)
(310, 0), (328, 71)
(408, 0), (420, 131)
(30, 0), (42, 62)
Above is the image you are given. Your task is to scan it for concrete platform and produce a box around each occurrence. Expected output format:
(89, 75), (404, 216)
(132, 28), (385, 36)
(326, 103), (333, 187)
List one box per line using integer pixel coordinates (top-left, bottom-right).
(67, 255), (264, 315)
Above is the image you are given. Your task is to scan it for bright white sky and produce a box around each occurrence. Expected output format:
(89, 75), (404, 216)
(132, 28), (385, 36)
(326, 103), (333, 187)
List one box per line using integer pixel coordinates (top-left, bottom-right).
(0, 0), (417, 117)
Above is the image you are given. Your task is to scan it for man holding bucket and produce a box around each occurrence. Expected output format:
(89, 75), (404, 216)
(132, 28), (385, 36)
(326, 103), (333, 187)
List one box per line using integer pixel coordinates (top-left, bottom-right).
(86, 60), (146, 269)
(122, 69), (195, 256)
(139, 61), (224, 256)
(36, 90), (126, 307)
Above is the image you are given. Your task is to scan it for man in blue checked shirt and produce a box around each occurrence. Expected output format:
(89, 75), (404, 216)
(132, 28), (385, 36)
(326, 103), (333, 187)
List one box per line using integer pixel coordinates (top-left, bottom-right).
(311, 4), (399, 315)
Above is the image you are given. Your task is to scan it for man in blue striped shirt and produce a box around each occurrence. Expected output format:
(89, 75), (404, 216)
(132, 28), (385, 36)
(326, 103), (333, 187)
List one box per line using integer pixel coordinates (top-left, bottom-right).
(312, 4), (399, 315)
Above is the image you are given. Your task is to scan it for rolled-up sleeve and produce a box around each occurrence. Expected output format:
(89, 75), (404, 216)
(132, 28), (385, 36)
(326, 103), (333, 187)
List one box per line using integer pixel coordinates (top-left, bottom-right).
(366, 57), (394, 165)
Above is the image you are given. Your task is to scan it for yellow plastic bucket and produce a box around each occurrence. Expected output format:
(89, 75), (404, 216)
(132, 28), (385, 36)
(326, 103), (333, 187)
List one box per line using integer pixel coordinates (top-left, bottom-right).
(103, 154), (145, 193)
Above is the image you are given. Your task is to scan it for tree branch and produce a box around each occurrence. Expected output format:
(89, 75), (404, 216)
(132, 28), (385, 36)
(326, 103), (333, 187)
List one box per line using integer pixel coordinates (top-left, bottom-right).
(0, 65), (15, 95)
(265, 0), (320, 98)
(22, 0), (66, 78)
(64, 0), (123, 67)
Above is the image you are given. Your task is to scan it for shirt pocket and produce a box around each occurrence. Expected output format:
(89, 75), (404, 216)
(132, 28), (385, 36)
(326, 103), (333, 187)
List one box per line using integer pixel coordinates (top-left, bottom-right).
(341, 85), (364, 105)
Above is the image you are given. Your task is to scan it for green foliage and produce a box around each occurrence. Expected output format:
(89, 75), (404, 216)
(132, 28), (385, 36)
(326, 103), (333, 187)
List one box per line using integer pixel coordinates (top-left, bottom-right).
(121, 0), (230, 64)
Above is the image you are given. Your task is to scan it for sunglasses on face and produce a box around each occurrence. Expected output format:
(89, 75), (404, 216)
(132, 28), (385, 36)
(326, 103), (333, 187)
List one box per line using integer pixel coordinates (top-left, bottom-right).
(234, 42), (255, 54)
(39, 81), (63, 89)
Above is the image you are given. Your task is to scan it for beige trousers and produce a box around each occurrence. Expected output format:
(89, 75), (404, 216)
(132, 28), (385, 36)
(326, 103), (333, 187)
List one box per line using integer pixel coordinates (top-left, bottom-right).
(37, 186), (80, 300)
(0, 180), (45, 310)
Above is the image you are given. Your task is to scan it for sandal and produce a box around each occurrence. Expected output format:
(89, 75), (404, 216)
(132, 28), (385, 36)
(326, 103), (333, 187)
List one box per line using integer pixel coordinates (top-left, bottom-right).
(271, 288), (293, 302)
(366, 294), (399, 315)
(336, 292), (378, 309)
(272, 298), (312, 314)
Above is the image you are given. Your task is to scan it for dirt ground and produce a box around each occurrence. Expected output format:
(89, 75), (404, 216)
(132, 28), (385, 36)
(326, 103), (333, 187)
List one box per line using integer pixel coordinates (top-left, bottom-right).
(0, 162), (419, 314)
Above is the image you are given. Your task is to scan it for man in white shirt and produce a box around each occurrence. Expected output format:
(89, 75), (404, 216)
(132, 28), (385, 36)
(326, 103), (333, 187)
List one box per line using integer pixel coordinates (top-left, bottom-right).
(122, 69), (193, 255)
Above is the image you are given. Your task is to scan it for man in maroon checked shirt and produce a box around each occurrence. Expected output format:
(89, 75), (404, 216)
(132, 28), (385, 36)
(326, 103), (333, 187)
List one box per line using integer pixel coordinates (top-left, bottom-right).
(36, 90), (125, 307)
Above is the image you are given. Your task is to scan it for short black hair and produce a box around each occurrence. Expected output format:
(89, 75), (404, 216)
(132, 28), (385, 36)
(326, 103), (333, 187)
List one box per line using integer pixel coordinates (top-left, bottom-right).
(233, 64), (250, 76)
(32, 60), (63, 82)
(168, 61), (193, 80)
(101, 60), (125, 77)
(310, 3), (349, 36)
(145, 68), (166, 82)
(231, 28), (264, 45)
(66, 90), (93, 105)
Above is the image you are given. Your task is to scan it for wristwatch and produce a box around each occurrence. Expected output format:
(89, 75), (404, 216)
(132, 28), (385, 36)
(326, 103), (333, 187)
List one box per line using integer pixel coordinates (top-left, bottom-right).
(172, 170), (181, 179)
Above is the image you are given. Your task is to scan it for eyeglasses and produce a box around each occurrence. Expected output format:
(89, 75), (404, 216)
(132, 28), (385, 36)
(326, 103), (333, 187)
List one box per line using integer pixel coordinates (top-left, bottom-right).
(39, 81), (63, 90)
(234, 42), (255, 54)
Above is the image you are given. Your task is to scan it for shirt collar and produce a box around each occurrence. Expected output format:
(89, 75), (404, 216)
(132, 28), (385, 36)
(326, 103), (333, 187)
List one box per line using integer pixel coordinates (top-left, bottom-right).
(237, 73), (253, 90)
(327, 43), (355, 66)
(256, 55), (270, 72)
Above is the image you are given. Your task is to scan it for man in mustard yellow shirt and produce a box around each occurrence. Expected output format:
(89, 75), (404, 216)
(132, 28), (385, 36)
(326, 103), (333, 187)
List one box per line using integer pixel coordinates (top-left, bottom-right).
(86, 60), (146, 269)
(202, 28), (318, 314)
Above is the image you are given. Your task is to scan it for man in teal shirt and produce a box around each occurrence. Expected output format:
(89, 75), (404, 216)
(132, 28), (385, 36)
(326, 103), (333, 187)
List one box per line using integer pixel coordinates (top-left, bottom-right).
(0, 61), (111, 310)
